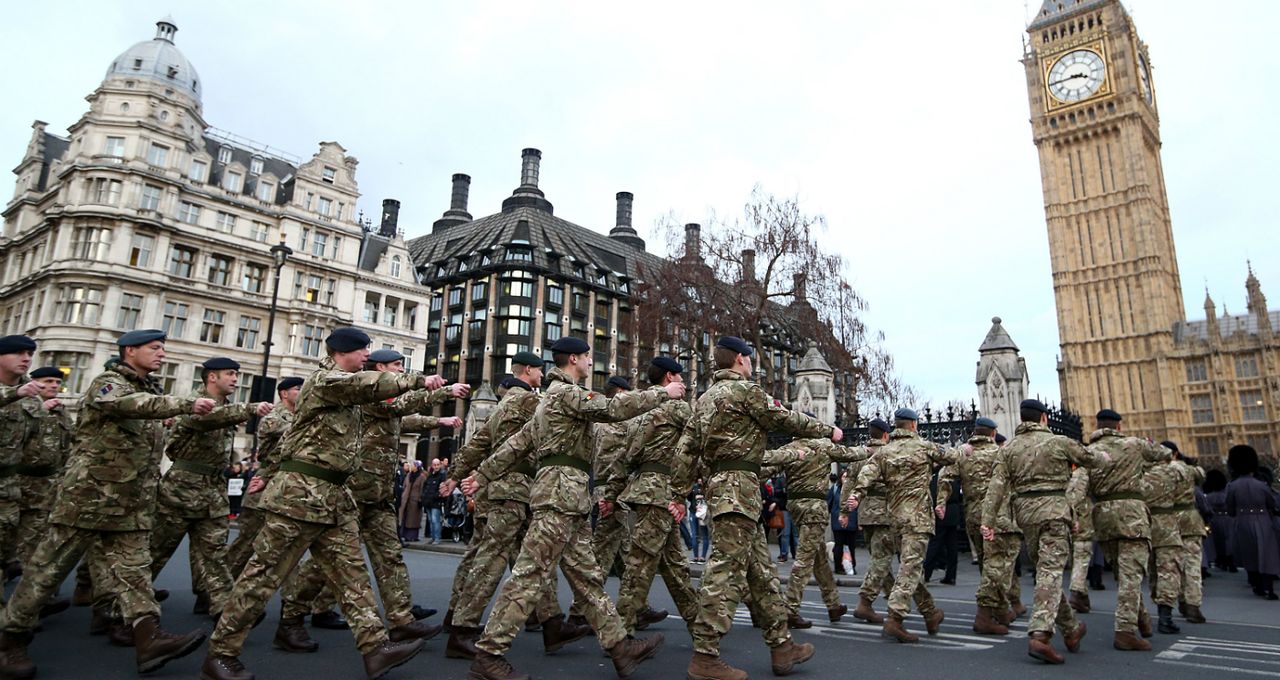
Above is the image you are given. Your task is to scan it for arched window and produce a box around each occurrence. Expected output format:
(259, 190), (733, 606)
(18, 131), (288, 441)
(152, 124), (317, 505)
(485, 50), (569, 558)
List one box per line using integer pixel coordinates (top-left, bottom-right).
(390, 255), (402, 278)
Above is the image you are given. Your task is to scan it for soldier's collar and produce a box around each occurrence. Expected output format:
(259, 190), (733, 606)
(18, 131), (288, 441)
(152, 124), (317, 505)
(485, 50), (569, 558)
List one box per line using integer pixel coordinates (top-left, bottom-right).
(507, 378), (532, 392)
(968, 435), (995, 445)
(319, 357), (337, 370)
(712, 369), (745, 382)
(1087, 427), (1123, 443)
(1015, 422), (1049, 434)
(889, 428), (918, 440)
(546, 366), (578, 385)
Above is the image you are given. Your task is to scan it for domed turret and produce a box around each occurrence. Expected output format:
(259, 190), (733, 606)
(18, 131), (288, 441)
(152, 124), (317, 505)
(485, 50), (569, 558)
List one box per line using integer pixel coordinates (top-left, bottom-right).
(103, 17), (201, 104)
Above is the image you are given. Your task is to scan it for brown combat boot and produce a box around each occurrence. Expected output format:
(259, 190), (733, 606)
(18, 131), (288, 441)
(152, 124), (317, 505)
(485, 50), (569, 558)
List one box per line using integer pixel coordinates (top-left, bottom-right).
(608, 634), (663, 678)
(747, 606), (762, 628)
(565, 613), (593, 636)
(1114, 630), (1153, 651)
(72, 583), (93, 607)
(109, 618), (136, 647)
(882, 613), (918, 643)
(828, 603), (848, 623)
(38, 597), (70, 620)
(924, 608), (945, 635)
(1137, 610), (1154, 638)
(443, 609), (455, 633)
(468, 651), (531, 680)
(363, 639), (425, 680)
(786, 613), (812, 629)
(972, 606), (1009, 635)
(89, 605), (112, 635)
(1064, 621), (1087, 653)
(390, 619), (443, 642)
(1183, 604), (1207, 624)
(523, 611), (543, 632)
(446, 627), (480, 660)
(200, 654), (255, 680)
(770, 639), (815, 675)
(1028, 631), (1065, 664)
(193, 590), (211, 616)
(272, 616), (319, 653)
(687, 652), (747, 680)
(1069, 590), (1091, 613)
(132, 615), (207, 674)
(542, 614), (590, 654)
(853, 596), (884, 624)
(635, 606), (668, 631)
(1010, 600), (1027, 620)
(0, 631), (35, 680)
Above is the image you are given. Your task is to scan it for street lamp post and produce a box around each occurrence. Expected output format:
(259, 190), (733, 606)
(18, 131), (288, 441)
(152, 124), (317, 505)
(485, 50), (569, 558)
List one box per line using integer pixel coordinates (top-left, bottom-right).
(251, 234), (293, 455)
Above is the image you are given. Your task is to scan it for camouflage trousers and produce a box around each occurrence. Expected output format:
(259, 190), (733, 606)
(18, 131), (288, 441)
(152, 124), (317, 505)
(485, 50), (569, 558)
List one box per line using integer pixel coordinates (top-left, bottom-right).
(972, 526), (1022, 612)
(453, 500), (562, 628)
(785, 504), (841, 612)
(148, 506), (234, 616)
(475, 509), (628, 656)
(615, 504), (699, 635)
(1023, 519), (1079, 636)
(690, 513), (791, 656)
(1180, 534), (1204, 607)
(858, 524), (895, 601)
(592, 508), (631, 578)
(226, 505), (266, 578)
(1068, 534), (1095, 594)
(208, 511), (388, 656)
(1100, 538), (1150, 633)
(1149, 543), (1183, 607)
(15, 508), (48, 567)
(885, 532), (939, 620)
(0, 523), (159, 633)
(448, 499), (487, 613)
(0, 500), (18, 567)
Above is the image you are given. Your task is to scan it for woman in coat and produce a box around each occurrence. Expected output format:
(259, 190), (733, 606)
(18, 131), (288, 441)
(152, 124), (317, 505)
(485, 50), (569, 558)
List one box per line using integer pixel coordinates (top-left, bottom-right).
(398, 460), (426, 543)
(1226, 445), (1280, 600)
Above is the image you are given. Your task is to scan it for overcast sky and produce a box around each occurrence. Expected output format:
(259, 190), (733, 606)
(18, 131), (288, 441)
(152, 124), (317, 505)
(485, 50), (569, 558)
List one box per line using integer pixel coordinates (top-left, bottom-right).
(3, 1), (1276, 408)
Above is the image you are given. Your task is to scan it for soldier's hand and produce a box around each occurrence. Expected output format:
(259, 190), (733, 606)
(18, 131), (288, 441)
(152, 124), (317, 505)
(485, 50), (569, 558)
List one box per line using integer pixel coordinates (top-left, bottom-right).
(1099, 451), (1113, 464)
(422, 374), (446, 390)
(439, 416), (462, 428)
(254, 402), (274, 417)
(935, 505), (946, 520)
(845, 496), (859, 511)
(668, 501), (686, 523)
(980, 525), (995, 542)
(838, 514), (849, 528)
(664, 382), (687, 400)
(962, 443), (974, 455)
(163, 417), (176, 428)
(598, 500), (614, 518)
(192, 398), (216, 415)
(439, 479), (457, 497)
(42, 398), (61, 410)
(1074, 520), (1080, 533)
(461, 475), (481, 495)
(831, 426), (844, 443)
(448, 383), (470, 399)
(16, 381), (41, 398)
(247, 476), (266, 495)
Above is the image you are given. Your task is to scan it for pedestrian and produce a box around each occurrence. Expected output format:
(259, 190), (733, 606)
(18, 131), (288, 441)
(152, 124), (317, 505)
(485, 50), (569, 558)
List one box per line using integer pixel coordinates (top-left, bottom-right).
(226, 463), (246, 518)
(1226, 444), (1280, 600)
(925, 468), (962, 586)
(422, 458), (447, 544)
(691, 482), (710, 564)
(829, 472), (858, 576)
(398, 461), (425, 543)
(1204, 469), (1234, 571)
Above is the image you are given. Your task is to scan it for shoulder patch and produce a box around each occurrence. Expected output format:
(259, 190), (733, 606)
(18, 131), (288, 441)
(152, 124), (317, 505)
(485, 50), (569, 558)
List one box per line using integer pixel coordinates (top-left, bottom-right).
(99, 384), (114, 397)
(586, 392), (596, 400)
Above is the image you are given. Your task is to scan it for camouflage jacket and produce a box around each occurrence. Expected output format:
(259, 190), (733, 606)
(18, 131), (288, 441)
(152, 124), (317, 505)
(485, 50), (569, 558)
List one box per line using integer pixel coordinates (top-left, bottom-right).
(1172, 459), (1206, 537)
(476, 366), (670, 515)
(1144, 461), (1189, 548)
(1085, 428), (1170, 541)
(257, 358), (425, 525)
(349, 387), (450, 505)
(0, 381), (41, 503)
(764, 438), (868, 524)
(672, 369), (833, 521)
(19, 402), (74, 512)
(244, 406), (294, 511)
(592, 417), (640, 504)
(49, 361), (196, 531)
(982, 422), (1104, 531)
(939, 435), (1018, 534)
(159, 387), (257, 519)
(451, 382), (539, 505)
(851, 429), (959, 535)
(839, 440), (888, 527)
(1066, 466), (1094, 539)
(0, 385), (26, 408)
(610, 394), (692, 507)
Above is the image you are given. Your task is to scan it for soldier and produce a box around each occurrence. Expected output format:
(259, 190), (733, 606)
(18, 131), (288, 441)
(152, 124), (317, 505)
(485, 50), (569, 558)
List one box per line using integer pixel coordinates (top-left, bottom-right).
(149, 357), (272, 621)
(936, 417), (1022, 635)
(201, 327), (437, 680)
(15, 367), (74, 570)
(839, 418), (892, 624)
(1144, 447), (1196, 635)
(847, 408), (957, 644)
(0, 337), (42, 587)
(1066, 464), (1096, 614)
(763, 418), (869, 628)
(1165, 441), (1208, 624)
(1082, 408), (1169, 651)
(0, 329), (213, 677)
(442, 355), (585, 660)
(461, 336), (682, 680)
(271, 347), (463, 652)
(676, 336), (838, 680)
(982, 399), (1107, 664)
(607, 357), (701, 637)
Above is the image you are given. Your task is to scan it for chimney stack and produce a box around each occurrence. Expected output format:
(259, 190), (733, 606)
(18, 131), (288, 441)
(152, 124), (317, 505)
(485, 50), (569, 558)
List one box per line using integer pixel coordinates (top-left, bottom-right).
(684, 223), (702, 260)
(793, 272), (807, 302)
(502, 148), (553, 213)
(520, 148), (542, 188)
(379, 198), (400, 237)
(741, 249), (756, 283)
(432, 173), (474, 232)
(608, 191), (646, 250)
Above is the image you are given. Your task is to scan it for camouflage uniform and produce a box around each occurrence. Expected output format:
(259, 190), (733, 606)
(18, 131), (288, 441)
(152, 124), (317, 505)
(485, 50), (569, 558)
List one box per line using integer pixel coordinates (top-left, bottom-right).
(672, 369), (833, 657)
(764, 439), (868, 616)
(207, 358), (427, 657)
(470, 366), (670, 657)
(1144, 460), (1197, 608)
(589, 418), (637, 578)
(1173, 459), (1206, 608)
(1066, 466), (1095, 596)
(839, 440), (895, 602)
(0, 360), (196, 633)
(0, 386), (26, 408)
(938, 434), (1023, 614)
(0, 383), (38, 576)
(1083, 428), (1170, 633)
(149, 387), (256, 616)
(227, 406), (294, 577)
(16, 396), (72, 566)
(850, 429), (958, 621)
(983, 422), (1105, 637)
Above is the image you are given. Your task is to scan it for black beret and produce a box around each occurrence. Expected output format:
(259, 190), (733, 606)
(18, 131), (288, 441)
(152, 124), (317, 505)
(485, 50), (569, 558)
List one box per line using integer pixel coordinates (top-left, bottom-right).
(326, 327), (371, 352)
(512, 351), (544, 367)
(995, 434), (1008, 444)
(802, 411), (817, 419)
(1020, 399), (1049, 414)
(499, 376), (527, 390)
(894, 408), (918, 422)
(117, 329), (166, 347)
(975, 417), (998, 429)
(549, 337), (590, 354)
(201, 357), (241, 371)
(368, 348), (404, 364)
(0, 335), (36, 355)
(1160, 440), (1179, 454)
(651, 356), (684, 374)
(606, 376), (631, 390)
(715, 336), (754, 357)
(1096, 408), (1122, 422)
(29, 367), (64, 380)
(277, 377), (305, 391)
(868, 418), (891, 434)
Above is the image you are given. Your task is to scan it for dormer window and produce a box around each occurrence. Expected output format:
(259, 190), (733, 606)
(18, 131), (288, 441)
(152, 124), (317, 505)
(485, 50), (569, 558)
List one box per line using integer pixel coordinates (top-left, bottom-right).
(250, 157), (264, 175)
(217, 147), (232, 164)
(321, 167), (336, 184)
(133, 58), (142, 70)
(167, 65), (179, 79)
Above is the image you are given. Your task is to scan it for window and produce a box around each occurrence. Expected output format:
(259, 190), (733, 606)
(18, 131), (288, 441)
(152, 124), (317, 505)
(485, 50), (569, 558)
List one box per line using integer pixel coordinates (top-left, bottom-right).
(234, 373), (255, 403)
(390, 256), (402, 278)
(301, 324), (323, 357)
(547, 286), (564, 306)
(146, 142), (169, 167)
(404, 303), (418, 331)
(92, 178), (122, 204)
(299, 227), (310, 251)
(1190, 395), (1214, 424)
(116, 293), (143, 328)
(242, 263), (267, 293)
(572, 291), (588, 313)
(104, 136), (125, 159)
(178, 201), (201, 224)
(161, 301), (189, 338)
(300, 274), (322, 302)
(249, 221), (270, 242)
(1241, 390), (1266, 422)
(448, 288), (463, 307)
(317, 197), (332, 217)
(431, 294), (442, 312)
(236, 315), (261, 349)
(595, 299), (611, 320)
(168, 245), (196, 278)
(304, 192), (314, 211)
(206, 255), (233, 286)
(545, 322), (563, 341)
(217, 147), (232, 164)
(505, 247), (532, 262)
(215, 211), (236, 234)
(503, 279), (535, 298)
(1195, 436), (1220, 458)
(1236, 356), (1260, 378)
(129, 233), (154, 267)
(402, 347), (414, 371)
(200, 309), (225, 343)
(48, 352), (91, 393)
(384, 299), (398, 327)
(311, 232), (328, 257)
(321, 167), (336, 184)
(256, 181), (274, 202)
(471, 282), (488, 302)
(250, 157), (264, 175)
(224, 171), (243, 193)
(505, 319), (531, 336)
(155, 362), (178, 394)
(364, 293), (379, 324)
(70, 226), (111, 260)
(189, 159), (207, 182)
(1185, 360), (1207, 382)
(57, 286), (102, 324)
(140, 184), (163, 211)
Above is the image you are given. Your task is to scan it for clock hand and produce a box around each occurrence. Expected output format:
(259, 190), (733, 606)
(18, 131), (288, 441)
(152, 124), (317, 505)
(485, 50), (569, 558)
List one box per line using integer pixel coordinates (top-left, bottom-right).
(1048, 74), (1087, 87)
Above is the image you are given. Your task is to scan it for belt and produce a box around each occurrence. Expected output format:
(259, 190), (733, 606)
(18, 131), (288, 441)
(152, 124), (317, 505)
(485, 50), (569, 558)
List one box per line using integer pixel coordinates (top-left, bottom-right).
(537, 454), (590, 473)
(789, 490), (827, 501)
(1239, 509), (1269, 515)
(511, 462), (537, 477)
(0, 465), (17, 478)
(862, 490), (885, 498)
(1172, 502), (1195, 512)
(169, 459), (222, 477)
(1016, 489), (1065, 499)
(279, 460), (351, 485)
(1096, 492), (1144, 503)
(710, 460), (761, 475)
(1150, 505), (1180, 515)
(14, 464), (56, 477)
(634, 462), (673, 476)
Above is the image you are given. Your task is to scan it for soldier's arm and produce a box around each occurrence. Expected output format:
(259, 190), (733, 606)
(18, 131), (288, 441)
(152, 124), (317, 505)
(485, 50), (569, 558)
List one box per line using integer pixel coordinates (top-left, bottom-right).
(311, 370), (424, 407)
(1144, 440), (1174, 464)
(93, 384), (196, 420)
(1066, 439), (1108, 469)
(1066, 466), (1090, 511)
(0, 386), (21, 407)
(401, 415), (443, 433)
(475, 417), (537, 485)
(368, 386), (455, 418)
(849, 453), (881, 501)
(829, 444), (872, 464)
(449, 429), (492, 484)
(257, 412), (290, 437)
(928, 443), (962, 466)
(669, 419), (702, 502)
(574, 385), (669, 423)
(761, 442), (805, 477)
(936, 462), (959, 507)
(743, 385), (833, 440)
(1187, 462), (1206, 485)
(182, 402), (257, 431)
(981, 456), (1011, 529)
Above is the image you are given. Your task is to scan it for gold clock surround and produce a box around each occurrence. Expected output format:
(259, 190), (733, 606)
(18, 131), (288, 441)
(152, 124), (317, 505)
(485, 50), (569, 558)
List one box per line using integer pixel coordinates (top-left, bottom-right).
(1041, 39), (1113, 112)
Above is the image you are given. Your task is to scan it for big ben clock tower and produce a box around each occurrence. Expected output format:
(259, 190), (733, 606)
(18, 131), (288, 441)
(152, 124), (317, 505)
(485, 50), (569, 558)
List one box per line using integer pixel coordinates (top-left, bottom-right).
(1025, 0), (1185, 439)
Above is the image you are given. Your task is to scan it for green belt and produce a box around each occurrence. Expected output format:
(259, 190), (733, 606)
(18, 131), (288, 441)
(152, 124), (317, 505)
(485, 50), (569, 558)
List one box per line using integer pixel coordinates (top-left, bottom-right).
(1173, 502), (1195, 512)
(512, 462), (537, 477)
(0, 465), (18, 478)
(1096, 492), (1144, 503)
(634, 462), (673, 476)
(789, 490), (827, 501)
(1152, 502), (1196, 515)
(279, 460), (351, 486)
(538, 454), (590, 473)
(710, 460), (761, 475)
(14, 464), (56, 477)
(1016, 489), (1065, 499)
(170, 459), (222, 477)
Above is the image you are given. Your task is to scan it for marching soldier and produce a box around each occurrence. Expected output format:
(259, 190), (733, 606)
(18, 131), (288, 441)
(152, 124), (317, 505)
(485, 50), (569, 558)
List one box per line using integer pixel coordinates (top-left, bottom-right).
(1166, 441), (1208, 624)
(1144, 448), (1196, 634)
(840, 418), (893, 624)
(15, 367), (74, 570)
(0, 337), (42, 587)
(1066, 465), (1097, 613)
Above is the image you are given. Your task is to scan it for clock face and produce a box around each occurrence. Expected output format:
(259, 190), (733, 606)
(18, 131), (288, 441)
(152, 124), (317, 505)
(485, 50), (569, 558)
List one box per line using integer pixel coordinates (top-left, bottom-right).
(1047, 49), (1107, 103)
(1138, 54), (1154, 105)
